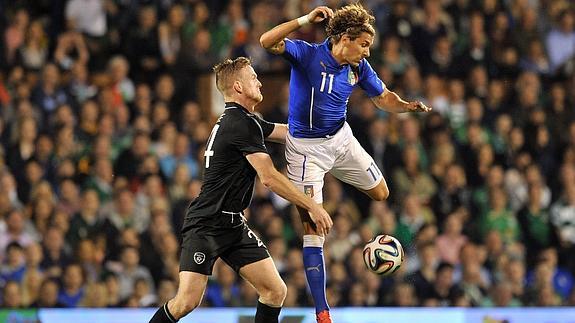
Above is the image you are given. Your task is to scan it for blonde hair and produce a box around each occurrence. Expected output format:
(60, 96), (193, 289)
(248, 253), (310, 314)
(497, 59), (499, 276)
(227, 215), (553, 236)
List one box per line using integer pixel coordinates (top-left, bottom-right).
(326, 3), (376, 42)
(213, 57), (252, 95)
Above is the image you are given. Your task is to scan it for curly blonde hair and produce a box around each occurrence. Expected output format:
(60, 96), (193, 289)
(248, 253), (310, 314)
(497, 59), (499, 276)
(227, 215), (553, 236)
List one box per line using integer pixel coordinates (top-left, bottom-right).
(326, 3), (376, 42)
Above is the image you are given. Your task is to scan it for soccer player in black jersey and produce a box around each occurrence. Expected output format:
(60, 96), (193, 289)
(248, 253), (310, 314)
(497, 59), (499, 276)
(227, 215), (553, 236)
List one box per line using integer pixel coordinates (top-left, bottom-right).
(149, 57), (332, 323)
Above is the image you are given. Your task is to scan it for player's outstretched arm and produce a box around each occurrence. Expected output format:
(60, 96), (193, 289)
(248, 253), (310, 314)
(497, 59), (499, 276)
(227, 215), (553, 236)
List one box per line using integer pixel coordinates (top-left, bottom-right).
(265, 123), (288, 144)
(246, 152), (333, 235)
(371, 88), (432, 114)
(259, 6), (333, 55)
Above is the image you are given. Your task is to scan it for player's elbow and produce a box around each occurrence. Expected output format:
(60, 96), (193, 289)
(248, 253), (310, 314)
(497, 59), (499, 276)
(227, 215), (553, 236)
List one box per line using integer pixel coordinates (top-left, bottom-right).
(259, 34), (270, 49)
(259, 33), (275, 50)
(258, 172), (274, 188)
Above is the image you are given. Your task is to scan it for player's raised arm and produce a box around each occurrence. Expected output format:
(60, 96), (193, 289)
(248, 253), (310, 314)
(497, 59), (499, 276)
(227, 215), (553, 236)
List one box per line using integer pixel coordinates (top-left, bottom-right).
(371, 88), (432, 114)
(245, 152), (333, 236)
(260, 6), (333, 54)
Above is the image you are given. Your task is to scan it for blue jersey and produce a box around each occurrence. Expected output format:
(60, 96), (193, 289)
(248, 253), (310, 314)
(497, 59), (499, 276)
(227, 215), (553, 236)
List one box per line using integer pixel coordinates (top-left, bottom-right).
(282, 38), (385, 138)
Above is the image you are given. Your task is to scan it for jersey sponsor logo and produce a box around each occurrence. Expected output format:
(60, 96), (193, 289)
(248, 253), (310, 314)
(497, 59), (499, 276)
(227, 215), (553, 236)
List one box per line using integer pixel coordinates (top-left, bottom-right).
(193, 252), (206, 264)
(304, 185), (314, 198)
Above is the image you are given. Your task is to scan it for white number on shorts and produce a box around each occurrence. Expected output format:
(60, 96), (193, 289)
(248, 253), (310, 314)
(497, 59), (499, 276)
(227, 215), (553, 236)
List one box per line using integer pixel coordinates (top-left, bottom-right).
(366, 162), (381, 181)
(247, 229), (264, 247)
(320, 72), (334, 94)
(204, 124), (220, 168)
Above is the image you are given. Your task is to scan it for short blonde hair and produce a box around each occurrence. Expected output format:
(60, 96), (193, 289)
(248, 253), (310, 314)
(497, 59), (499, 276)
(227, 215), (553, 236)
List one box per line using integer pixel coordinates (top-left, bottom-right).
(213, 57), (252, 95)
(326, 3), (376, 42)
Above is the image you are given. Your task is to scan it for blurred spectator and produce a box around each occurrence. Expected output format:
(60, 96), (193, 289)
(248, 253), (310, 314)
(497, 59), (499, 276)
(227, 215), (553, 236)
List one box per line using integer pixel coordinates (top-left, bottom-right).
(31, 278), (64, 308)
(107, 246), (154, 301)
(546, 9), (575, 72)
(57, 263), (85, 307)
(204, 261), (240, 307)
(2, 280), (22, 308)
(436, 212), (468, 265)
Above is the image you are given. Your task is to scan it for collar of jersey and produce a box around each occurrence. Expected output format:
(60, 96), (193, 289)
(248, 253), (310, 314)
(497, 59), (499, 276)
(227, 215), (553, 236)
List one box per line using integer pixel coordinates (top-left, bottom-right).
(225, 102), (249, 112)
(321, 39), (347, 70)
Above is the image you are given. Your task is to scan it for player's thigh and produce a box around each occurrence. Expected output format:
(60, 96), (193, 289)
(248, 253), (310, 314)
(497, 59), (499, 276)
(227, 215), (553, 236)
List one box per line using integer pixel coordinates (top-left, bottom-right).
(331, 136), (384, 191)
(285, 135), (333, 204)
(239, 257), (285, 298)
(174, 271), (208, 304)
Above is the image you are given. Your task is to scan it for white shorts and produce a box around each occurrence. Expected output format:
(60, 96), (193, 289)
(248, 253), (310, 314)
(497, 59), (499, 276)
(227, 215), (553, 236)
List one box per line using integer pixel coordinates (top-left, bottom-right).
(285, 122), (383, 204)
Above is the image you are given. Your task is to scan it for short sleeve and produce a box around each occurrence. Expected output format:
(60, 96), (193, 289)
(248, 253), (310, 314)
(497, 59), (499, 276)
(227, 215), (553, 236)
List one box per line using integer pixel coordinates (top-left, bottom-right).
(253, 115), (275, 138)
(358, 59), (385, 98)
(233, 117), (268, 155)
(282, 38), (315, 68)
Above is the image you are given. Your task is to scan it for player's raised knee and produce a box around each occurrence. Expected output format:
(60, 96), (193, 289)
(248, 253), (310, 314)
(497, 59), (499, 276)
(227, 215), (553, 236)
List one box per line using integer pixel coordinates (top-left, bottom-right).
(370, 185), (389, 201)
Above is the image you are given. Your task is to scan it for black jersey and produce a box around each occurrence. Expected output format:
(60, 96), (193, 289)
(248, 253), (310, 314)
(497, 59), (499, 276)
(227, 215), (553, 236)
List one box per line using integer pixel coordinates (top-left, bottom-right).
(182, 102), (274, 231)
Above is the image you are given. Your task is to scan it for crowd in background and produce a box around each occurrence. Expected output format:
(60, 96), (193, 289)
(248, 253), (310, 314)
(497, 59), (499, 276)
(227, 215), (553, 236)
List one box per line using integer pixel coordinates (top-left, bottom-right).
(1, 0), (575, 309)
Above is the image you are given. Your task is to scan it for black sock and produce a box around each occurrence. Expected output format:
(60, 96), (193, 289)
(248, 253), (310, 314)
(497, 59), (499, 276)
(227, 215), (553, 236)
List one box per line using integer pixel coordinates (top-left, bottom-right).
(255, 301), (281, 323)
(149, 303), (178, 323)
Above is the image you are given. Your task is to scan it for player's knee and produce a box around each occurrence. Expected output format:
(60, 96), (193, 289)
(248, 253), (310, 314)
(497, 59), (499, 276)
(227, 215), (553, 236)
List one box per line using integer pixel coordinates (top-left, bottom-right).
(260, 281), (287, 306)
(371, 185), (389, 201)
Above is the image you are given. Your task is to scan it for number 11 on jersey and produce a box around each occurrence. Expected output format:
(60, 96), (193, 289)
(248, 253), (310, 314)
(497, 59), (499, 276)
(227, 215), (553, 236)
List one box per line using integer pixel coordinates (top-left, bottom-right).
(320, 72), (334, 93)
(204, 124), (220, 168)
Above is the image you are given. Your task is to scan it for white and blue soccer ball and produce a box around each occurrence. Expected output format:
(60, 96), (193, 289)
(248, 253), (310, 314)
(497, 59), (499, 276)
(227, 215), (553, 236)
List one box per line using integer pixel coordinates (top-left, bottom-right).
(363, 234), (404, 275)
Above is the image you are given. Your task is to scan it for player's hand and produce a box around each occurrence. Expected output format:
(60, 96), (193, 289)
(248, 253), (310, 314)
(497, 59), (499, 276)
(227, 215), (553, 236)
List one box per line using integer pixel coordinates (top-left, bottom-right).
(308, 205), (333, 236)
(307, 6), (334, 24)
(407, 101), (432, 112)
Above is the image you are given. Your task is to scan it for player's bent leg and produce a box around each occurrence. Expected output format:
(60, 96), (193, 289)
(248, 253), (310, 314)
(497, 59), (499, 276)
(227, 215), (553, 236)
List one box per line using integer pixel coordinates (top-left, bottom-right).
(240, 257), (286, 323)
(364, 177), (389, 201)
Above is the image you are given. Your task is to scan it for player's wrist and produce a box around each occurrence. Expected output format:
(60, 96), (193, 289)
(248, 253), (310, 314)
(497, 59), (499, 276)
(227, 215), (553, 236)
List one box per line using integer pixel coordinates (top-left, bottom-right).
(297, 14), (310, 26)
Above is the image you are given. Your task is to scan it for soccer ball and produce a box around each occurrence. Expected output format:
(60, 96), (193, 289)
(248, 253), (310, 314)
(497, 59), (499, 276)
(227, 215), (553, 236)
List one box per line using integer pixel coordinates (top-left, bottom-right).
(363, 234), (404, 275)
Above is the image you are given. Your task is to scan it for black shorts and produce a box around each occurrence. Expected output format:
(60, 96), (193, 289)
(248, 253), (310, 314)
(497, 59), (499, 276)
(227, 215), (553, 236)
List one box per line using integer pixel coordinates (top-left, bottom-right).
(179, 219), (269, 275)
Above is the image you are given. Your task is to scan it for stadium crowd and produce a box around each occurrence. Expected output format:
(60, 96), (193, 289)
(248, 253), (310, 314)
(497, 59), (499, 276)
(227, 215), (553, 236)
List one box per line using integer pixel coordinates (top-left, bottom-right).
(1, 0), (575, 309)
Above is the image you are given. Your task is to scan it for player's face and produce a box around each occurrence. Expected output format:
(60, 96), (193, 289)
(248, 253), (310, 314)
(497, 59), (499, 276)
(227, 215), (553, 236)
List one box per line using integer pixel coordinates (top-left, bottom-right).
(239, 66), (263, 106)
(342, 32), (374, 66)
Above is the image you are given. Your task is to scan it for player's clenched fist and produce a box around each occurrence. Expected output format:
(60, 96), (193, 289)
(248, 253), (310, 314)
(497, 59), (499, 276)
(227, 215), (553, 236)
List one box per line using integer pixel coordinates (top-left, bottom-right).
(306, 6), (334, 23)
(407, 101), (432, 112)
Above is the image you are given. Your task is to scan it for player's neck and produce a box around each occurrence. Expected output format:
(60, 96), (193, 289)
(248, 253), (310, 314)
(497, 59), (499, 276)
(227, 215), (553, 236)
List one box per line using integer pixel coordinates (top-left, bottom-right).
(224, 96), (255, 112)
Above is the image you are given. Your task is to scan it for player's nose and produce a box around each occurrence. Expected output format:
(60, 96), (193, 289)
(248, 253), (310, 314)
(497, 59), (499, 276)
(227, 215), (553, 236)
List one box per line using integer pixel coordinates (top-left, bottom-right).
(364, 48), (370, 58)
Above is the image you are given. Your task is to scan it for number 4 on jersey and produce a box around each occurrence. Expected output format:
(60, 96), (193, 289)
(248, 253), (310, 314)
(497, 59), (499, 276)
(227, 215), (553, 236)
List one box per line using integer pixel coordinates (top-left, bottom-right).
(204, 124), (220, 168)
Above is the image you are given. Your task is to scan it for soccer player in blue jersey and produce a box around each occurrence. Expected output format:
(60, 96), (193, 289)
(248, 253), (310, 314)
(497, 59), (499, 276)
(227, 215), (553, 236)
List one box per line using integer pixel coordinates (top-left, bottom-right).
(260, 4), (431, 322)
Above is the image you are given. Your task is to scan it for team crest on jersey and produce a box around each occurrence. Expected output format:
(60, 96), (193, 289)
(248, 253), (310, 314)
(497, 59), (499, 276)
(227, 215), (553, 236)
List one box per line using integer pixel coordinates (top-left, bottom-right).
(304, 185), (314, 197)
(193, 252), (206, 264)
(348, 68), (358, 85)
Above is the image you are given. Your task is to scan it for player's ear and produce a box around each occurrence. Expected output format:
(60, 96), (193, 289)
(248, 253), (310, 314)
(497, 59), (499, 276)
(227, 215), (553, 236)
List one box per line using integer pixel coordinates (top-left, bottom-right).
(233, 80), (242, 94)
